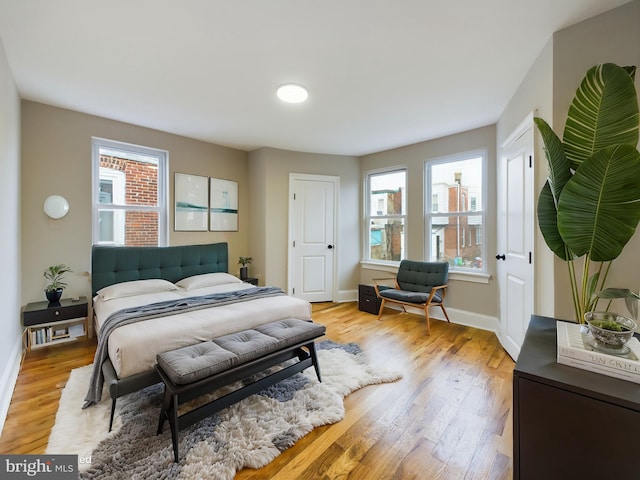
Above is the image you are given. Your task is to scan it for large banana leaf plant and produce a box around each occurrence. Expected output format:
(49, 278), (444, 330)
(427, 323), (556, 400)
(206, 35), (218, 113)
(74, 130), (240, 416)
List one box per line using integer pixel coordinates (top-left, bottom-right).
(535, 63), (640, 323)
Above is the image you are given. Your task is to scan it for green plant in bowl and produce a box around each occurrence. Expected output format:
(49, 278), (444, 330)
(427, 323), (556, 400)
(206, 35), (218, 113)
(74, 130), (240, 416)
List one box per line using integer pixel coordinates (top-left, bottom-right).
(585, 311), (637, 352)
(590, 319), (625, 332)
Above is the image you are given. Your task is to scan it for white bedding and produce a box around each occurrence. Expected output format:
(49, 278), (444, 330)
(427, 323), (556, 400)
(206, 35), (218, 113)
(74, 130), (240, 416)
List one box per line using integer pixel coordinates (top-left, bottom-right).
(93, 282), (313, 378)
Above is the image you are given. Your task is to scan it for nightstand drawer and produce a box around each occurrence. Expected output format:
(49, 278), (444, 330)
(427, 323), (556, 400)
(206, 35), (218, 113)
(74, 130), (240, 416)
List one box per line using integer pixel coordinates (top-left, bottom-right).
(23, 298), (88, 326)
(358, 284), (377, 297)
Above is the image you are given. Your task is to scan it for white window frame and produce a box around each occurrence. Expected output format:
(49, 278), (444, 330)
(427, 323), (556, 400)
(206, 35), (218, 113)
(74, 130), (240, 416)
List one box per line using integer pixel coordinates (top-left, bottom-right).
(424, 149), (487, 276)
(363, 167), (407, 265)
(98, 168), (126, 245)
(91, 137), (169, 246)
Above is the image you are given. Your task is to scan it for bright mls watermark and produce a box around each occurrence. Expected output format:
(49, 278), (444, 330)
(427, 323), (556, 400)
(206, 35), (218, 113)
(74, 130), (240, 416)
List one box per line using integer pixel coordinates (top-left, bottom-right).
(1, 455), (78, 479)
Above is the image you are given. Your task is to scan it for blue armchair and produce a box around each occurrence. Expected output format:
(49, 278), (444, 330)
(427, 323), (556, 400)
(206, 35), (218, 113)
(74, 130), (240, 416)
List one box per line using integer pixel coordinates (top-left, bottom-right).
(374, 260), (451, 334)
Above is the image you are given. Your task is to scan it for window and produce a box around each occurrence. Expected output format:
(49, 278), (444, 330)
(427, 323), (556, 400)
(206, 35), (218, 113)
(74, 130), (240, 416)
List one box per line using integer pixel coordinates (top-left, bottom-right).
(92, 138), (168, 246)
(365, 169), (406, 262)
(98, 169), (125, 244)
(425, 151), (486, 272)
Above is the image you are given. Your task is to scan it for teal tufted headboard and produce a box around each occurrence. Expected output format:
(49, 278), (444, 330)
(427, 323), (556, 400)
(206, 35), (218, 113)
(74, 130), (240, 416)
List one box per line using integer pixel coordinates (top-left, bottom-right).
(91, 242), (229, 296)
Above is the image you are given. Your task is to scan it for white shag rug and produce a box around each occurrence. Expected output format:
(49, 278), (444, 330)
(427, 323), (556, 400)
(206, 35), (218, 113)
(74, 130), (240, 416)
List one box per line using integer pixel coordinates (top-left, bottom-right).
(47, 341), (402, 479)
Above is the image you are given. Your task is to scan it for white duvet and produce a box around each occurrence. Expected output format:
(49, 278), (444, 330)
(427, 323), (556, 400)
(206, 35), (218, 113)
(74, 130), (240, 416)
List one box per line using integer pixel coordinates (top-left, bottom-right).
(93, 282), (312, 378)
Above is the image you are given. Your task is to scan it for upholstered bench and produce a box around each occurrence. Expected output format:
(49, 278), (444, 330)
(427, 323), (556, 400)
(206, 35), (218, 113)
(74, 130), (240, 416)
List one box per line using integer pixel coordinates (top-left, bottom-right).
(155, 318), (326, 462)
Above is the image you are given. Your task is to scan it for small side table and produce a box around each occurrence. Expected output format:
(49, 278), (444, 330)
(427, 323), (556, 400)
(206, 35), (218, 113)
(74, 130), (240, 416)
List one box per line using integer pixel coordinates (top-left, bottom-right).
(23, 297), (88, 352)
(244, 277), (259, 286)
(358, 284), (381, 314)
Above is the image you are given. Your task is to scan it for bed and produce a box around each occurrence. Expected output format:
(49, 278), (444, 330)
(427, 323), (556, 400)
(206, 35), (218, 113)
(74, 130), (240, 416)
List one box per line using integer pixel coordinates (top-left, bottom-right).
(85, 242), (312, 423)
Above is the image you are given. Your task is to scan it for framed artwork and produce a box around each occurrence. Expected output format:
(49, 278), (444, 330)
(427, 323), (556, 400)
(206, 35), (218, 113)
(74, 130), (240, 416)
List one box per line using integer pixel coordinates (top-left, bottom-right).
(174, 173), (209, 231)
(209, 177), (238, 231)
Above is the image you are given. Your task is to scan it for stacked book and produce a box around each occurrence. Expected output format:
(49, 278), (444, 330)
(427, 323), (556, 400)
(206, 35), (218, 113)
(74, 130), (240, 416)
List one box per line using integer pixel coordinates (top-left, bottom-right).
(556, 321), (640, 384)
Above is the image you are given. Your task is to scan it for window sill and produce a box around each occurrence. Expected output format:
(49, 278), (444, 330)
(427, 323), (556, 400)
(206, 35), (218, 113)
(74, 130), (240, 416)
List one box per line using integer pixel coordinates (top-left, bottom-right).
(448, 271), (491, 284)
(360, 260), (491, 284)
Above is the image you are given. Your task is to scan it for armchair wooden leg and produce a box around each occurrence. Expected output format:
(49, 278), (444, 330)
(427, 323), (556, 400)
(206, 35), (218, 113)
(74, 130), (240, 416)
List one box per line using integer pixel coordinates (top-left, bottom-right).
(440, 304), (451, 323)
(424, 305), (431, 335)
(377, 298), (386, 320)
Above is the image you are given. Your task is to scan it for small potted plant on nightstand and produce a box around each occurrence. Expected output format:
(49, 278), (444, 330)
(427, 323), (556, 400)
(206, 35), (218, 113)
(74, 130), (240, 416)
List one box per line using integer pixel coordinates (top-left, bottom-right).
(44, 264), (72, 303)
(238, 257), (252, 280)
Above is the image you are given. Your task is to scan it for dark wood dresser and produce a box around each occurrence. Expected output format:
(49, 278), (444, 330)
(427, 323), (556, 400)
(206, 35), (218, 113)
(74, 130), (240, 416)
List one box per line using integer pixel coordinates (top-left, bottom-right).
(513, 315), (640, 479)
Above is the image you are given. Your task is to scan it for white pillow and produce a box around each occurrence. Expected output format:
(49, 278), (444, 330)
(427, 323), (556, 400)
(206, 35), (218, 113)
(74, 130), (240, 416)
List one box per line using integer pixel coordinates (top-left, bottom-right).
(97, 279), (178, 301)
(175, 272), (242, 291)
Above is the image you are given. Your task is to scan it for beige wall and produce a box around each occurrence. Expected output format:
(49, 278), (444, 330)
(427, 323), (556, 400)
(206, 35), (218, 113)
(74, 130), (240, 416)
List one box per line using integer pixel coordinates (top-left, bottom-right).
(496, 38), (555, 319)
(550, 1), (640, 320)
(248, 147), (360, 294)
(0, 38), (22, 432)
(360, 125), (498, 318)
(21, 101), (249, 304)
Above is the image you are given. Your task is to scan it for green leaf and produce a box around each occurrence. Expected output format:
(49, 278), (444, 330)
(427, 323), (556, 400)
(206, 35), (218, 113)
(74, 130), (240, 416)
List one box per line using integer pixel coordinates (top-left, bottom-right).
(537, 181), (569, 260)
(585, 272), (600, 311)
(534, 117), (571, 204)
(627, 298), (638, 320)
(558, 145), (640, 261)
(597, 287), (640, 319)
(563, 63), (639, 171)
(597, 288), (640, 300)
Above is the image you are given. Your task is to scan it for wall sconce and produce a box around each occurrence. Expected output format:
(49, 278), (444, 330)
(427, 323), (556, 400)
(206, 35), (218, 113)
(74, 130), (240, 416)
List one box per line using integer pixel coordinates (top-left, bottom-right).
(43, 195), (70, 219)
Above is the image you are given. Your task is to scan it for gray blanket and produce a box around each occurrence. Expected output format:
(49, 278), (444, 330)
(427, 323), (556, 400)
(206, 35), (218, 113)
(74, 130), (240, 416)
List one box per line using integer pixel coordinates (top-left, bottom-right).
(83, 286), (286, 407)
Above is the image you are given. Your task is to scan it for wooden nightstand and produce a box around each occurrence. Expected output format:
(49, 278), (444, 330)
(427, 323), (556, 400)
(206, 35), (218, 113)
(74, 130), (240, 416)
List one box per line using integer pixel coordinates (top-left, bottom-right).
(23, 297), (88, 352)
(244, 277), (259, 286)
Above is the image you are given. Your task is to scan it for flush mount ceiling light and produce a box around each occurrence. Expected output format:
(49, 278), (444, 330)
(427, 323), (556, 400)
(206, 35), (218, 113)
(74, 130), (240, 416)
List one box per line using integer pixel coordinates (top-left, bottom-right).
(276, 84), (308, 103)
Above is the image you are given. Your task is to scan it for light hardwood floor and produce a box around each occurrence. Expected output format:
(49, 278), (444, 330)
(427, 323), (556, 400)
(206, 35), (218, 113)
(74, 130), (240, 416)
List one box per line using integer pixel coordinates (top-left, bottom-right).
(0, 302), (515, 479)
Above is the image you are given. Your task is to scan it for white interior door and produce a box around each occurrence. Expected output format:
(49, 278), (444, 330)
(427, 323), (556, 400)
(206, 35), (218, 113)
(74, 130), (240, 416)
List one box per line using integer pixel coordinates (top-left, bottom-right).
(288, 174), (338, 302)
(498, 114), (535, 360)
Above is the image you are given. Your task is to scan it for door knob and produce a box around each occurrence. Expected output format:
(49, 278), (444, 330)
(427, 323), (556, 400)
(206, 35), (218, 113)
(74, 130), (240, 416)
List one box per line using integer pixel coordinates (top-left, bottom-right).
(328, 245), (334, 249)
(496, 254), (506, 260)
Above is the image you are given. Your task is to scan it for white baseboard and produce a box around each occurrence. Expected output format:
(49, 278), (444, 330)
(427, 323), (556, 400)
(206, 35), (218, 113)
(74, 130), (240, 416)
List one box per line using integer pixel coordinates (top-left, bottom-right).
(0, 335), (22, 436)
(398, 305), (498, 333)
(445, 307), (499, 333)
(337, 289), (358, 303)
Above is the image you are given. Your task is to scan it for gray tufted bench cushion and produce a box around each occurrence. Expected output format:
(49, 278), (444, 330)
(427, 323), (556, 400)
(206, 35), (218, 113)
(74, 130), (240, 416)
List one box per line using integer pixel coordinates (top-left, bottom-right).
(155, 317), (326, 462)
(157, 318), (326, 385)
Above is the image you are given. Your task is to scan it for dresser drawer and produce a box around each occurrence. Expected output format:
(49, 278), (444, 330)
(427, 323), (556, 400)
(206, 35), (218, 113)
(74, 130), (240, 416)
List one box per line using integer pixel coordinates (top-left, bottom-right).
(358, 284), (381, 314)
(23, 298), (88, 326)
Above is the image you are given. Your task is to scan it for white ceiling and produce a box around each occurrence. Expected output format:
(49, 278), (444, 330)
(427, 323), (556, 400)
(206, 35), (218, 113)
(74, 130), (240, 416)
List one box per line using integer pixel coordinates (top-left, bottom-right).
(0, 0), (632, 156)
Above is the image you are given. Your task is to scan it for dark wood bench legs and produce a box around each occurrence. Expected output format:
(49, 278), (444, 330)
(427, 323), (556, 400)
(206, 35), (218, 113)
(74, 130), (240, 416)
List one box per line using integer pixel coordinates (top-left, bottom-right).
(157, 341), (322, 463)
(109, 398), (116, 432)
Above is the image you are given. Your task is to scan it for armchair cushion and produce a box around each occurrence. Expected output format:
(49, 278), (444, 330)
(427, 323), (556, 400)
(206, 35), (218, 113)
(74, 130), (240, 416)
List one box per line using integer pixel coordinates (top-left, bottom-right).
(379, 289), (443, 304)
(380, 288), (442, 305)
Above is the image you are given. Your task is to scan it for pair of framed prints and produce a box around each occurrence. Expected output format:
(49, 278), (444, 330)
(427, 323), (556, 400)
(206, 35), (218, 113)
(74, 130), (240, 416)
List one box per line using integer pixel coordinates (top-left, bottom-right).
(174, 173), (238, 232)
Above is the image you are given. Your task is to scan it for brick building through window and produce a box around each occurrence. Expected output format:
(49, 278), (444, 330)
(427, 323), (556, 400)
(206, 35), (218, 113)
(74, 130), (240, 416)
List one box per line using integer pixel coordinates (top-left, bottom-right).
(99, 155), (159, 246)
